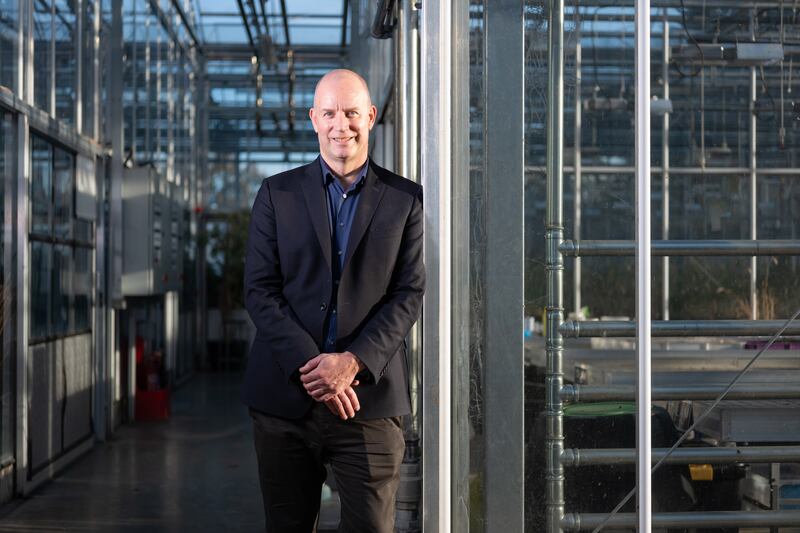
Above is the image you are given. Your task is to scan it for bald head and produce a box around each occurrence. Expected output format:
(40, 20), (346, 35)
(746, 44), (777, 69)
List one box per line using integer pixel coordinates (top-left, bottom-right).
(313, 69), (372, 108)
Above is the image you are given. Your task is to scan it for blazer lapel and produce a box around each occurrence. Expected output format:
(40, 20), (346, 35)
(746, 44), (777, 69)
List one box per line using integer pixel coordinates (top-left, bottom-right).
(300, 159), (332, 269)
(343, 163), (386, 272)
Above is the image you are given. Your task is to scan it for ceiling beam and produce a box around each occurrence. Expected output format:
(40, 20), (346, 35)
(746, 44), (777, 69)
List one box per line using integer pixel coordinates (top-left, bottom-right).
(279, 0), (291, 47)
(205, 43), (346, 61)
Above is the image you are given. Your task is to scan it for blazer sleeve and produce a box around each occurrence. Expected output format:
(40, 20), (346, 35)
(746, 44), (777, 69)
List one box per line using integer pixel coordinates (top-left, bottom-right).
(347, 185), (425, 383)
(244, 179), (320, 381)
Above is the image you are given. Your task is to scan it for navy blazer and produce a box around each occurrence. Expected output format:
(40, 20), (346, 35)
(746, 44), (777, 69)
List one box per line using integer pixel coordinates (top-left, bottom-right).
(242, 158), (425, 419)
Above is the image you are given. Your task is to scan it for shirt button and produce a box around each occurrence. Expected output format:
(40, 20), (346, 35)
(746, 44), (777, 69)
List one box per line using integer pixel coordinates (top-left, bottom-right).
(320, 303), (327, 311)
(339, 222), (344, 227)
(337, 250), (343, 256)
(342, 193), (347, 199)
(332, 309), (337, 314)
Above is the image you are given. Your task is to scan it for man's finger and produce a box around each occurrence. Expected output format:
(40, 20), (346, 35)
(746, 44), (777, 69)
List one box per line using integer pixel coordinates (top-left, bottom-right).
(299, 370), (322, 383)
(299, 355), (322, 374)
(331, 396), (347, 420)
(344, 387), (360, 412)
(338, 393), (355, 418)
(310, 388), (330, 401)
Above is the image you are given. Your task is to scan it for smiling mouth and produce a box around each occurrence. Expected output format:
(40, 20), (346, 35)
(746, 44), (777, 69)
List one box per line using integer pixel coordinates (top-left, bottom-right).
(332, 137), (355, 143)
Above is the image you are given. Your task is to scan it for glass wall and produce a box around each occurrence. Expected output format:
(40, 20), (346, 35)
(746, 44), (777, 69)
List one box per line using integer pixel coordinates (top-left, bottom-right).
(0, 0), (18, 90)
(29, 134), (93, 342)
(440, 0), (800, 530)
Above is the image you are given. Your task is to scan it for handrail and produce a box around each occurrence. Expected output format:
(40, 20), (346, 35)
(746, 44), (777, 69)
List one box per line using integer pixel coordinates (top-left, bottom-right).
(561, 383), (800, 402)
(559, 239), (800, 257)
(561, 446), (800, 467)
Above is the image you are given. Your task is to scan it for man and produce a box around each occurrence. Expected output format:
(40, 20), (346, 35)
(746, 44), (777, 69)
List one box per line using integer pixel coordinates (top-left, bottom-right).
(242, 69), (424, 533)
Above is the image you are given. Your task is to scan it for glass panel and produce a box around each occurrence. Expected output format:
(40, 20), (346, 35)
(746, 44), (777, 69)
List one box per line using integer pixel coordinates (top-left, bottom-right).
(52, 243), (72, 336)
(82, 0), (98, 137)
(0, 0), (19, 90)
(31, 241), (52, 340)
(54, 0), (77, 123)
(74, 246), (91, 331)
(33, 0), (53, 112)
(31, 136), (52, 236)
(75, 218), (93, 244)
(53, 146), (74, 240)
(467, 0), (486, 528)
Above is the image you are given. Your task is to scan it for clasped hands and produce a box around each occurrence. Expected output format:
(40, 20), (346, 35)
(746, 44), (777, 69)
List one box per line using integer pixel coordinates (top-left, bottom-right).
(299, 351), (364, 420)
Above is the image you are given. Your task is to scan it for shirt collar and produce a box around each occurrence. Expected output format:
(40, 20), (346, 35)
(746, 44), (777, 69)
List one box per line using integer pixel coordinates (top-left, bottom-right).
(319, 156), (369, 190)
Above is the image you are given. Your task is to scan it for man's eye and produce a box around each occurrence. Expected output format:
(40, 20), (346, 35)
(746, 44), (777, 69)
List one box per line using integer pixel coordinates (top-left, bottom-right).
(347, 111), (358, 117)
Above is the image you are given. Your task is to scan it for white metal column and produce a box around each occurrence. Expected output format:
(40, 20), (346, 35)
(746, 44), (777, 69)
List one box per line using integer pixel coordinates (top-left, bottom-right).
(421, 1), (453, 531)
(14, 114), (30, 494)
(635, 1), (652, 531)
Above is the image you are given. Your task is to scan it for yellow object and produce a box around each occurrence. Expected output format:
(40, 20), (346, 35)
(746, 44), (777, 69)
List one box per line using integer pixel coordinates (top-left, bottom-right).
(689, 464), (714, 481)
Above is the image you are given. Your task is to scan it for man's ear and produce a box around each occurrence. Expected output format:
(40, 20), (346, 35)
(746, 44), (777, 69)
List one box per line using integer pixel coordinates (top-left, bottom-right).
(368, 104), (377, 130)
(309, 107), (318, 132)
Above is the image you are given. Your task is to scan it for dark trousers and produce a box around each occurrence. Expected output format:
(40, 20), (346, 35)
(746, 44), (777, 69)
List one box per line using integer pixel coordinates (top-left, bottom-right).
(250, 404), (405, 533)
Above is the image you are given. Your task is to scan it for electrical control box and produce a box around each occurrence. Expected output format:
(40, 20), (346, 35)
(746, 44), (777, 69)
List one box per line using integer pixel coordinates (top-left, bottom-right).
(122, 167), (188, 295)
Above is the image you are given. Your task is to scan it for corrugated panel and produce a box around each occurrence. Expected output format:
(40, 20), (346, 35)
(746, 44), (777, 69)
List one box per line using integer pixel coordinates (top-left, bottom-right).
(29, 342), (63, 472)
(63, 334), (92, 450)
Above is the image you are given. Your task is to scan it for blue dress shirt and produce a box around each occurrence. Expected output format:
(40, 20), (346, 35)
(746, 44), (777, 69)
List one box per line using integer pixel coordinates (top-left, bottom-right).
(320, 157), (369, 353)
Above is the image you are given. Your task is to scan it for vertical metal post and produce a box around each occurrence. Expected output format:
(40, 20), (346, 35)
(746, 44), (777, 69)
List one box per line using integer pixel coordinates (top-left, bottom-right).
(545, 0), (565, 531)
(635, 1), (652, 530)
(407, 5), (420, 186)
(109, 0), (124, 303)
(420, 1), (453, 531)
(75, 0), (84, 131)
(196, 60), (209, 370)
(573, 7), (582, 316)
(49, 0), (56, 117)
(94, 155), (107, 441)
(451, 0), (470, 529)
(749, 9), (758, 320)
(15, 114), (30, 493)
(23, 0), (34, 106)
(661, 11), (670, 321)
(394, 0), (406, 177)
(92, 0), (101, 139)
(400, 1), (422, 439)
(485, 0), (524, 530)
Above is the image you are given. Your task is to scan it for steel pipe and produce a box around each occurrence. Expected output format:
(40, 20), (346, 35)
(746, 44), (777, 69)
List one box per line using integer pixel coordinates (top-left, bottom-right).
(561, 383), (800, 402)
(562, 510), (800, 530)
(545, 0), (566, 530)
(634, 1), (653, 528)
(560, 320), (800, 338)
(561, 446), (800, 467)
(560, 240), (800, 257)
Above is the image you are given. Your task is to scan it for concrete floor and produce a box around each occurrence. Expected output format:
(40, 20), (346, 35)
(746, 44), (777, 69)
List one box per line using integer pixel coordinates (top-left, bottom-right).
(0, 372), (339, 533)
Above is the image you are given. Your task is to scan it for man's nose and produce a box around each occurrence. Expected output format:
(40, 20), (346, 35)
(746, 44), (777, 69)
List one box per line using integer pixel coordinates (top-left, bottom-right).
(333, 111), (349, 130)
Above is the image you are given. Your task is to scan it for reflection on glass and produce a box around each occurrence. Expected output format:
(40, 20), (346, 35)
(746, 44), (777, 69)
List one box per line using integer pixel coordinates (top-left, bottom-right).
(33, 0), (53, 112)
(31, 241), (52, 339)
(52, 244), (72, 336)
(53, 147), (74, 240)
(0, 0), (18, 89)
(54, 0), (77, 123)
(74, 246), (91, 331)
(82, 0), (98, 137)
(31, 136), (52, 236)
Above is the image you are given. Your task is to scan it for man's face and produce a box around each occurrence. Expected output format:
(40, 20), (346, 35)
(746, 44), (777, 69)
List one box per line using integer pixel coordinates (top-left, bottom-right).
(309, 73), (377, 169)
